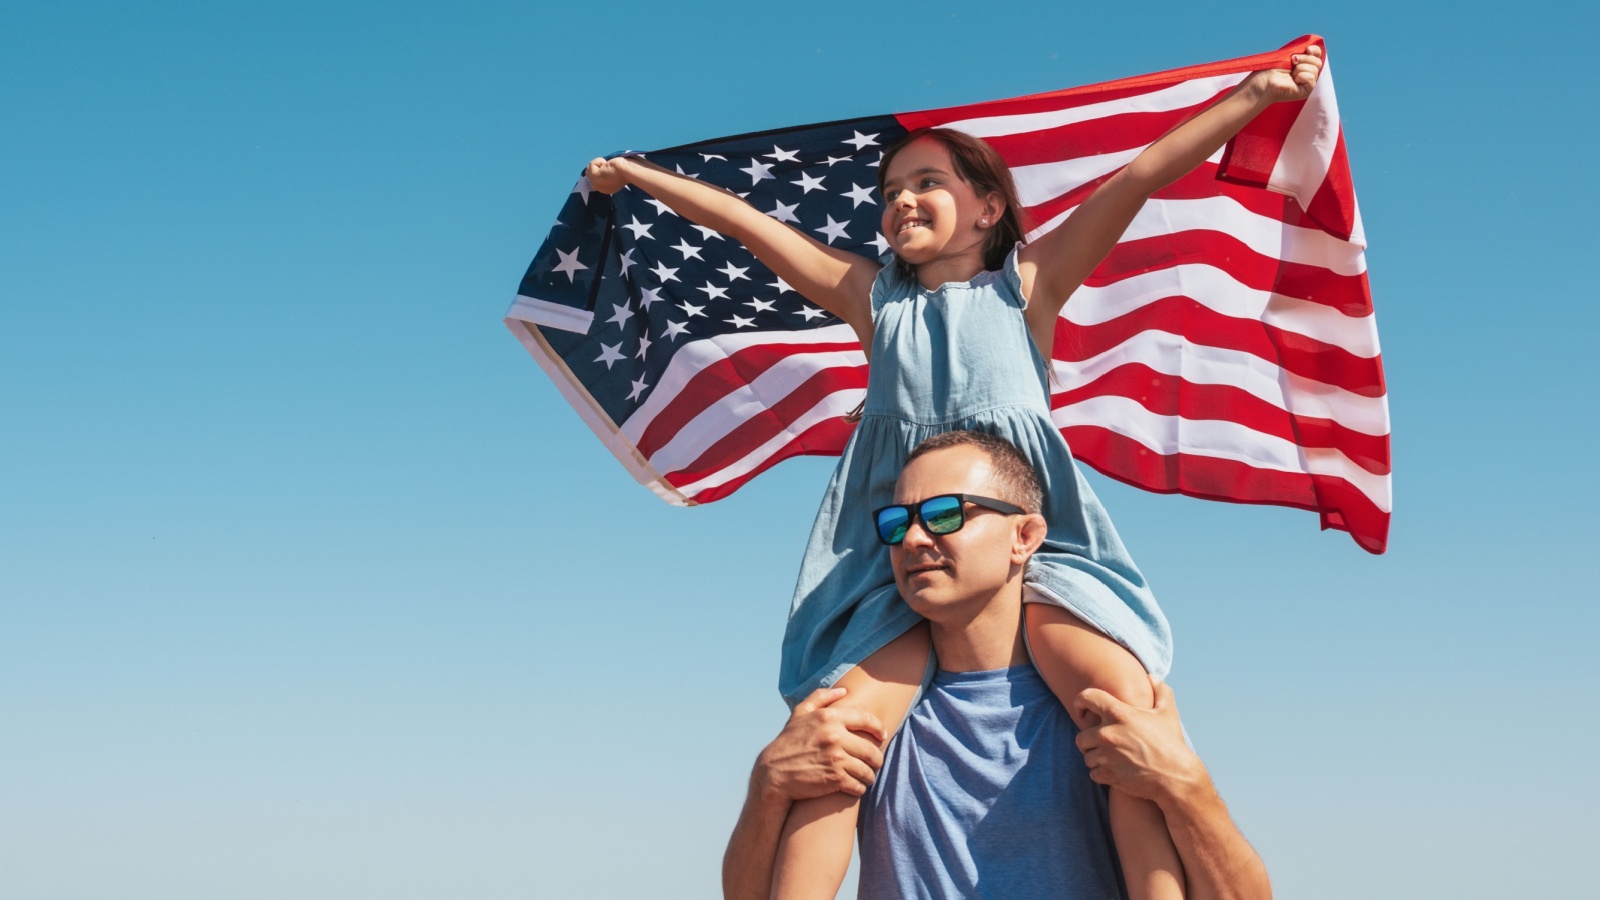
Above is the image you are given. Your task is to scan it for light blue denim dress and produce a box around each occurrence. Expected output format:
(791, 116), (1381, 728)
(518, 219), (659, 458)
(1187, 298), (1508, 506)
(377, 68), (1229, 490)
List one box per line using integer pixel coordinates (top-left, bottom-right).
(777, 248), (1171, 706)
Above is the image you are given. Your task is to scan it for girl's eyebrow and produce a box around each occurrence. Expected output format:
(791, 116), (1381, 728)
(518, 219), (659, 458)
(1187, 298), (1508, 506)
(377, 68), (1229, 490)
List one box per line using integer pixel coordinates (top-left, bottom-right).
(883, 166), (947, 188)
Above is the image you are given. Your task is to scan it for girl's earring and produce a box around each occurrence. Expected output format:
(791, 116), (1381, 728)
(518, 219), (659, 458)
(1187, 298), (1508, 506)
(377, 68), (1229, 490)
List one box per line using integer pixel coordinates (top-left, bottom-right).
(979, 217), (988, 227)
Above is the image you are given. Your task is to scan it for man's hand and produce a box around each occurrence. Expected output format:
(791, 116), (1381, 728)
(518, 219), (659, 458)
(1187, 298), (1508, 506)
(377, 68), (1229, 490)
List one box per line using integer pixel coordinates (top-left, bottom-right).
(1073, 679), (1210, 806)
(751, 687), (887, 803)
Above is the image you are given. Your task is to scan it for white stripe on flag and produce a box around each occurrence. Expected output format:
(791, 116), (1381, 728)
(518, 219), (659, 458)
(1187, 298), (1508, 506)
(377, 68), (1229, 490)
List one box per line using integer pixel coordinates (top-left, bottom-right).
(621, 323), (860, 443)
(645, 349), (867, 473)
(673, 389), (867, 498)
(1029, 194), (1368, 276)
(1065, 265), (1381, 358)
(1269, 60), (1340, 218)
(941, 72), (1248, 138)
(506, 296), (596, 334)
(1052, 395), (1392, 511)
(1052, 333), (1389, 436)
(1009, 145), (1148, 208)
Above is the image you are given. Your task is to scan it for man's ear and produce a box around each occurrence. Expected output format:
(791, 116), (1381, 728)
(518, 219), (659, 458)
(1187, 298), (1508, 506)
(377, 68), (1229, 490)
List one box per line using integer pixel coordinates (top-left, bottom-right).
(1011, 513), (1048, 564)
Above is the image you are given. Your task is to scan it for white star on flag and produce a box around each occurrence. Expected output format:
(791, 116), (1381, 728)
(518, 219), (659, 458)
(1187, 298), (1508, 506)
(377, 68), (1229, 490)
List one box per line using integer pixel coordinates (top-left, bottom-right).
(843, 183), (877, 207)
(814, 215), (851, 245)
(553, 247), (587, 282)
(606, 302), (634, 328)
(844, 131), (880, 150)
(740, 159), (775, 184)
(793, 171), (826, 193)
(594, 342), (625, 368)
(766, 200), (800, 224)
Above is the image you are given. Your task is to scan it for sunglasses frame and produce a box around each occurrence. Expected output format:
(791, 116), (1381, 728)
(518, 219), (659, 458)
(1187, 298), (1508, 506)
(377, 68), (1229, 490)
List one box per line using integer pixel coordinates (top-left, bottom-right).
(872, 493), (1027, 546)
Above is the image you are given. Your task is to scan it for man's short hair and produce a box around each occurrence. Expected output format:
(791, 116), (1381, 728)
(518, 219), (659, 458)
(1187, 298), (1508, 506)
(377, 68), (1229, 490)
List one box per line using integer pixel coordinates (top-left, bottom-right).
(904, 431), (1044, 515)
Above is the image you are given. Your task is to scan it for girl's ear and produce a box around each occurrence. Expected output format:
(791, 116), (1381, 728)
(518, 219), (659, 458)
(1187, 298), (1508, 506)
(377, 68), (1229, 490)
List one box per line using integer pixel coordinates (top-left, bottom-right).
(982, 192), (1006, 226)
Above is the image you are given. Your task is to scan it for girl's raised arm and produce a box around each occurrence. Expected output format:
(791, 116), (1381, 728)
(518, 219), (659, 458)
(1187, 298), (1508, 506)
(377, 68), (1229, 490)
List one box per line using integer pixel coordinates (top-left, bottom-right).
(587, 156), (882, 348)
(1017, 47), (1323, 348)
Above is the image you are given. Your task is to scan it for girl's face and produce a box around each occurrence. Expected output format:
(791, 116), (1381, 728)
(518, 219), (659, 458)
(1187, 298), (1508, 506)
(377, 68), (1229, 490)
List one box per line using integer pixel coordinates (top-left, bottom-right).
(880, 138), (993, 269)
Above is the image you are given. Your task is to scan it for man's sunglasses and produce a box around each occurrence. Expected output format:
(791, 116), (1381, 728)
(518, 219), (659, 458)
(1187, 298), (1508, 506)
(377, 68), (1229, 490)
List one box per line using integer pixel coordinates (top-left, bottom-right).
(872, 494), (1026, 546)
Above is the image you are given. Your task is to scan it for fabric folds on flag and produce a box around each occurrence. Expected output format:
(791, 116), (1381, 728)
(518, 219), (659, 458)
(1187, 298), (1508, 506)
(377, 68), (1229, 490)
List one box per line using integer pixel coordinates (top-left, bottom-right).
(506, 35), (1391, 553)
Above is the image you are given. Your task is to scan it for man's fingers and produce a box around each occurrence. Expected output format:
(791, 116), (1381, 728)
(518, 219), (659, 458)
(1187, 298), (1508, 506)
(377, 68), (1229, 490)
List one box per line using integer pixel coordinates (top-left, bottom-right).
(1151, 679), (1175, 713)
(840, 732), (886, 771)
(1073, 687), (1131, 724)
(841, 757), (877, 793)
(830, 707), (887, 743)
(1074, 728), (1101, 753)
(794, 686), (848, 717)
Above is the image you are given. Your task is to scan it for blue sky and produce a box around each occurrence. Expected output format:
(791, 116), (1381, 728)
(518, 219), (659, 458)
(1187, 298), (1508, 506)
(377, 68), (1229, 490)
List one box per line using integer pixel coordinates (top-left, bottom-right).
(3, 2), (1596, 897)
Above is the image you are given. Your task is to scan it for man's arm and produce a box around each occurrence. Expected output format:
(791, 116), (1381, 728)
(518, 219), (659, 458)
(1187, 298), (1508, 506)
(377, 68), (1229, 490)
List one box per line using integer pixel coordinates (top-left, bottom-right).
(723, 688), (886, 900)
(1074, 681), (1271, 900)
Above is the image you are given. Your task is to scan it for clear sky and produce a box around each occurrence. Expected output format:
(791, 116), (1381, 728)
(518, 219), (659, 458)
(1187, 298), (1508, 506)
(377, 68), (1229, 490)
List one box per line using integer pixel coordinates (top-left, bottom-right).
(3, 2), (1596, 898)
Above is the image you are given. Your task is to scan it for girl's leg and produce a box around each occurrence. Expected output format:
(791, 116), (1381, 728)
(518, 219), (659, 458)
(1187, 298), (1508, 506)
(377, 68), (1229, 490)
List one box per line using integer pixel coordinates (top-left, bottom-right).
(768, 622), (929, 900)
(1024, 604), (1186, 900)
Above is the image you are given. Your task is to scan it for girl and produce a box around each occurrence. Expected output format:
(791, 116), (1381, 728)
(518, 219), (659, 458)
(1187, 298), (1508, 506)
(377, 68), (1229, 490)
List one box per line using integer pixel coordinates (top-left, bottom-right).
(588, 47), (1323, 900)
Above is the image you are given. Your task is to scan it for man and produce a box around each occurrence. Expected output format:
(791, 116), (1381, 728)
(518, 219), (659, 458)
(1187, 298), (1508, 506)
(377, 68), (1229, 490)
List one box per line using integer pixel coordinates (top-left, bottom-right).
(724, 431), (1270, 899)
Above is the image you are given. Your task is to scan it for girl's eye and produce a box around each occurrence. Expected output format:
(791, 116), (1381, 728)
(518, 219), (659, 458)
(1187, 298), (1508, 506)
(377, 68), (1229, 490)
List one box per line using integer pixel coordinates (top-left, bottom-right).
(885, 189), (901, 200)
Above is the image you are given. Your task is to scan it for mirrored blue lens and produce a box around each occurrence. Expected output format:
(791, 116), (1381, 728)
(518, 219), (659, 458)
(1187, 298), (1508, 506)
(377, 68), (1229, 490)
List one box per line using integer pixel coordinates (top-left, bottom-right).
(876, 507), (910, 545)
(920, 496), (965, 534)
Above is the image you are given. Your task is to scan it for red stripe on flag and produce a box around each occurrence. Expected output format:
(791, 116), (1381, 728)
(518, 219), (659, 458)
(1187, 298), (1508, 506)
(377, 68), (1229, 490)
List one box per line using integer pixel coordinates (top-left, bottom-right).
(1303, 130), (1358, 242)
(897, 35), (1322, 129)
(1051, 363), (1391, 475)
(635, 340), (862, 458)
(1082, 229), (1372, 316)
(1062, 425), (1388, 553)
(662, 364), (869, 487)
(980, 95), (1232, 167)
(671, 417), (860, 505)
(1022, 164), (1327, 244)
(1217, 98), (1302, 187)
(1054, 295), (1384, 397)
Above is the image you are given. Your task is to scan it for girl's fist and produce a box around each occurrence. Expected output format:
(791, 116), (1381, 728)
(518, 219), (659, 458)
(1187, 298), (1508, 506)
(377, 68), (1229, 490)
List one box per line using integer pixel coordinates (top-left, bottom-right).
(1250, 44), (1323, 104)
(585, 157), (630, 195)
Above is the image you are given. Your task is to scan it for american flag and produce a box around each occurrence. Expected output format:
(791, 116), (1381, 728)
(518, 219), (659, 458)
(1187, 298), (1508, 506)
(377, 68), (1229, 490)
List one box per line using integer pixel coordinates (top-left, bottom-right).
(506, 35), (1391, 554)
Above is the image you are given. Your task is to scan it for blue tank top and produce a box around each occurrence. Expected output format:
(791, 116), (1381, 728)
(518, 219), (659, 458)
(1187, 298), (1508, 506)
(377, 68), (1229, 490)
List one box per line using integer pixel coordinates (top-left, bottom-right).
(856, 665), (1127, 900)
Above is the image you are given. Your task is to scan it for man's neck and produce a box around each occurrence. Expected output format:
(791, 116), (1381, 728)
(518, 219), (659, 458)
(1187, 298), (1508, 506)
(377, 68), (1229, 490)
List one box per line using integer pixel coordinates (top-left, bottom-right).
(926, 581), (1030, 672)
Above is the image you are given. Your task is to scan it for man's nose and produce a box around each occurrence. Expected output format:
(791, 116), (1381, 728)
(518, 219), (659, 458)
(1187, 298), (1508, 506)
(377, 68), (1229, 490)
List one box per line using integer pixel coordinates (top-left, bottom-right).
(901, 517), (936, 548)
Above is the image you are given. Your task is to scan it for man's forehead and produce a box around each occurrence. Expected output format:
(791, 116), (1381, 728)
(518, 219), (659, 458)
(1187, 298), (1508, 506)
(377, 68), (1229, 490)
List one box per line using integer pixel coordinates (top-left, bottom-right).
(895, 445), (995, 498)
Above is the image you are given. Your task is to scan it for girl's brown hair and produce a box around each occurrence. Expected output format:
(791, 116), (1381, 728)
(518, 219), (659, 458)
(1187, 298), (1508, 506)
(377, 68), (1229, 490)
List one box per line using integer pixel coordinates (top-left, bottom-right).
(877, 128), (1030, 278)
